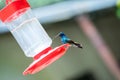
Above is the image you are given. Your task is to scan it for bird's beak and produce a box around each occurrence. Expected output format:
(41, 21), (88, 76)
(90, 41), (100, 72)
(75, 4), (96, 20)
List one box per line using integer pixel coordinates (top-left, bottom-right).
(52, 32), (60, 40)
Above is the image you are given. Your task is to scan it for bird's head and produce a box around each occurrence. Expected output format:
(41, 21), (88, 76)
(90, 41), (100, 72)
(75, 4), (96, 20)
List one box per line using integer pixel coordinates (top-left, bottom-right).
(53, 32), (66, 39)
(58, 32), (65, 37)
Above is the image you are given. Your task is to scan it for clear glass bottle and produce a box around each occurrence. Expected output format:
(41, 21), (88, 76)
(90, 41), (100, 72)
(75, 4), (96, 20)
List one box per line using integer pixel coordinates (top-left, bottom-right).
(6, 9), (52, 57)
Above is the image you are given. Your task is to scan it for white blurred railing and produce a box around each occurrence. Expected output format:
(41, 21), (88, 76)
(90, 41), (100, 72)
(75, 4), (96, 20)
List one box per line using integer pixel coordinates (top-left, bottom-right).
(0, 0), (117, 33)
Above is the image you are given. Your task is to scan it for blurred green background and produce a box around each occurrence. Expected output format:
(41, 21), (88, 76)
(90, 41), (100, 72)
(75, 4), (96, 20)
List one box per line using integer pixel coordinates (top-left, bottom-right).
(0, 0), (64, 9)
(0, 0), (120, 80)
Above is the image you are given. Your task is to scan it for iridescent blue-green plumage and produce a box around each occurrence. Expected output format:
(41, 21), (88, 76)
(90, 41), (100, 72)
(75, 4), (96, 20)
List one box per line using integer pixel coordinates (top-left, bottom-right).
(58, 32), (70, 44)
(58, 32), (83, 48)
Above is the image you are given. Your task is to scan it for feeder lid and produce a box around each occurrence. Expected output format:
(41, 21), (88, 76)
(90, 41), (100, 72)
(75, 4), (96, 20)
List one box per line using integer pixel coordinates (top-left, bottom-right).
(0, 0), (30, 22)
(23, 43), (70, 75)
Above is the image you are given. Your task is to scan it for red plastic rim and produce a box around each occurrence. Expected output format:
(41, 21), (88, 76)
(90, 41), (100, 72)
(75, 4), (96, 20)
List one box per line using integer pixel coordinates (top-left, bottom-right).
(0, 0), (30, 22)
(23, 43), (70, 75)
(34, 47), (52, 60)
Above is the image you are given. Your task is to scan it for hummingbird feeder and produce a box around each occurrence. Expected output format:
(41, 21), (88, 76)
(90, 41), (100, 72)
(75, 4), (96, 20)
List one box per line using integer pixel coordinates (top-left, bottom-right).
(0, 0), (70, 75)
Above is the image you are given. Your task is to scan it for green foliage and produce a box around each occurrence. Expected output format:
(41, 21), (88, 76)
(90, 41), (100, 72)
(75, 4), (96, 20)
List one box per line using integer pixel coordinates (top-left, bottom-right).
(116, 0), (120, 18)
(28, 0), (64, 8)
(117, 0), (120, 8)
(0, 0), (64, 9)
(116, 9), (120, 18)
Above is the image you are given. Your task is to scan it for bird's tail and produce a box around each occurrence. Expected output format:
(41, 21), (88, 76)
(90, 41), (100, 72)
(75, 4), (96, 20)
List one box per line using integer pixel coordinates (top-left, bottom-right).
(67, 40), (83, 48)
(73, 42), (83, 48)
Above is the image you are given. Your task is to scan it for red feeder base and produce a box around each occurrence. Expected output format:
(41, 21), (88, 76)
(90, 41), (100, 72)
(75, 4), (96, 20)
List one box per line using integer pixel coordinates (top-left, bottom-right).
(23, 43), (70, 75)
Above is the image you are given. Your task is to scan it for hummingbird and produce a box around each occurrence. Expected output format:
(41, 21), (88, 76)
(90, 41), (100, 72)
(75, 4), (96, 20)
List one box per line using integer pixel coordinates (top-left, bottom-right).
(55, 32), (83, 48)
